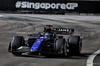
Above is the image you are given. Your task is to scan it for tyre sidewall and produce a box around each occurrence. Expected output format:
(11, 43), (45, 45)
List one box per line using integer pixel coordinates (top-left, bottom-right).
(11, 36), (24, 49)
(68, 36), (81, 55)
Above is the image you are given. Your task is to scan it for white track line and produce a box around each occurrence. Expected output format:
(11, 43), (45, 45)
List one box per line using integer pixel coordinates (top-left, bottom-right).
(86, 49), (100, 66)
(0, 15), (3, 17)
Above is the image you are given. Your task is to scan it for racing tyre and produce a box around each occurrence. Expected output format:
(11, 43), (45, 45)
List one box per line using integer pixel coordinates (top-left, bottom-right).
(11, 36), (24, 55)
(68, 36), (82, 55)
(55, 38), (65, 51)
(63, 40), (68, 56)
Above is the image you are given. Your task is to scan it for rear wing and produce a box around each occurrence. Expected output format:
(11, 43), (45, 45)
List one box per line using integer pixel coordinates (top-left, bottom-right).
(53, 28), (74, 35)
(46, 25), (53, 27)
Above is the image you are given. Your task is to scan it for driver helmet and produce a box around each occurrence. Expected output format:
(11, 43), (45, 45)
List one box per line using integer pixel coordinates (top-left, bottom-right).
(44, 33), (52, 39)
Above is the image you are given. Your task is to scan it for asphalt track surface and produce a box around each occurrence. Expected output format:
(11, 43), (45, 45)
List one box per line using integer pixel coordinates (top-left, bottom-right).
(0, 14), (100, 66)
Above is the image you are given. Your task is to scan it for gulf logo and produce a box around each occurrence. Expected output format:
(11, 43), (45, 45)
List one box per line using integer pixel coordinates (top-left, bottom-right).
(37, 41), (40, 42)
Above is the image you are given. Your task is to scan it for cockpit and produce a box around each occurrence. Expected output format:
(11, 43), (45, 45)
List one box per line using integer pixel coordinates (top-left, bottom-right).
(44, 33), (55, 40)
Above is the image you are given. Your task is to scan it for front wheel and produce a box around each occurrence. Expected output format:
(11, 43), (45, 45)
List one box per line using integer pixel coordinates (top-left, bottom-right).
(10, 36), (24, 55)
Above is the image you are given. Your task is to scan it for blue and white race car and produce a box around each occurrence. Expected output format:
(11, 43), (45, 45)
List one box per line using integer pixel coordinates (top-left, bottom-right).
(8, 25), (82, 56)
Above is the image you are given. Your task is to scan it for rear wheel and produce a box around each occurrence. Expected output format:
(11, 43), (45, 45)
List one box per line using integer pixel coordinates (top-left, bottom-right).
(63, 42), (67, 56)
(11, 36), (24, 55)
(68, 36), (82, 55)
(55, 38), (65, 51)
(55, 38), (67, 56)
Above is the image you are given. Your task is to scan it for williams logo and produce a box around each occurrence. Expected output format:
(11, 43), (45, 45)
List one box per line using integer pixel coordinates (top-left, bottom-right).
(16, 1), (78, 10)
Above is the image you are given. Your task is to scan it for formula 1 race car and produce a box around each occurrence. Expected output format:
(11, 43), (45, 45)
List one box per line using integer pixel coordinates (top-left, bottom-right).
(8, 25), (82, 56)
